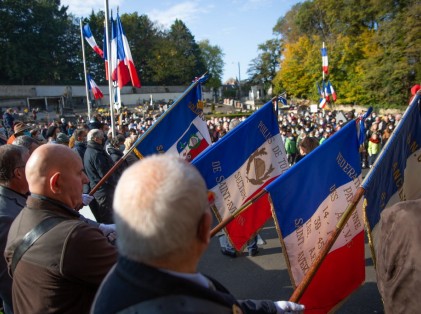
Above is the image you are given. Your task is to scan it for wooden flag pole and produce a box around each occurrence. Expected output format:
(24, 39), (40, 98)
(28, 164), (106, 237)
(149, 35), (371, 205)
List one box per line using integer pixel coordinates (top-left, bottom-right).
(89, 73), (207, 195)
(289, 186), (365, 302)
(210, 189), (267, 237)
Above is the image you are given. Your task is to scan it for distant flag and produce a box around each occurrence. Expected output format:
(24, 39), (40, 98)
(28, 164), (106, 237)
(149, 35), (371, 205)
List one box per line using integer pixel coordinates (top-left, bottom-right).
(265, 121), (365, 313)
(115, 13), (141, 88)
(317, 83), (327, 109)
(82, 24), (104, 58)
(278, 94), (288, 107)
(87, 74), (104, 99)
(110, 16), (130, 89)
(362, 94), (421, 262)
(103, 27), (109, 80)
(327, 81), (337, 102)
(324, 81), (330, 102)
(134, 75), (210, 161)
(321, 47), (328, 74)
(193, 101), (289, 250)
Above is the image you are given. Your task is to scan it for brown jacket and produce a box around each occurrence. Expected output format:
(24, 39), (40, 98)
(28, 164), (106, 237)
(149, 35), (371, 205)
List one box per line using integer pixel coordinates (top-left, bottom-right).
(376, 198), (421, 314)
(5, 195), (117, 314)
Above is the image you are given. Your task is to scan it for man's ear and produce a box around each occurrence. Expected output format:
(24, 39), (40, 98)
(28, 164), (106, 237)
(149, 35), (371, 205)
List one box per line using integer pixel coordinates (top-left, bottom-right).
(50, 172), (61, 194)
(197, 211), (212, 245)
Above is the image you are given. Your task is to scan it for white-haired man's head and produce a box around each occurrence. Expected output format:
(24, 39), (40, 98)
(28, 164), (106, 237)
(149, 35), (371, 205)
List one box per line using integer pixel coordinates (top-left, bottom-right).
(113, 155), (210, 265)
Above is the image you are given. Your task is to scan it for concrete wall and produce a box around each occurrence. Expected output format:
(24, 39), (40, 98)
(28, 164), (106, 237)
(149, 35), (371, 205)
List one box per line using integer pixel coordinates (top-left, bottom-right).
(0, 85), (213, 108)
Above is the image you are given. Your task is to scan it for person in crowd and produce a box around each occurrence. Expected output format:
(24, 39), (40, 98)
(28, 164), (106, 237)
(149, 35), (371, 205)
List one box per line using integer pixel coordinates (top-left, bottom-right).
(375, 198), (421, 314)
(367, 132), (381, 168)
(83, 129), (117, 223)
(91, 155), (304, 314)
(5, 144), (117, 314)
(2, 109), (14, 138)
(45, 125), (60, 143)
(0, 145), (30, 314)
(123, 136), (139, 166)
(295, 136), (319, 163)
(55, 132), (70, 146)
(12, 135), (40, 155)
(106, 135), (129, 180)
(284, 131), (297, 166)
(6, 122), (31, 145)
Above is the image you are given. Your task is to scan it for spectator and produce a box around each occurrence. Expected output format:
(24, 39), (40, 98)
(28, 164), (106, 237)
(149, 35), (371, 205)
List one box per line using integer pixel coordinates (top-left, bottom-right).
(2, 109), (14, 138)
(91, 155), (304, 314)
(12, 135), (40, 155)
(0, 145), (29, 314)
(376, 198), (421, 314)
(367, 132), (381, 168)
(83, 129), (116, 223)
(6, 122), (31, 145)
(5, 144), (117, 314)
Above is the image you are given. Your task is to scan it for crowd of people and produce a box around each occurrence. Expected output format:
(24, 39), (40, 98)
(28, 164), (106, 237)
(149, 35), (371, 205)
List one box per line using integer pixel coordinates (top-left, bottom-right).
(0, 103), (408, 313)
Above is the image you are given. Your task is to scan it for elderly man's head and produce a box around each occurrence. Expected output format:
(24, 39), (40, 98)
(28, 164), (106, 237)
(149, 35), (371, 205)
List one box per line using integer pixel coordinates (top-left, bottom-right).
(25, 144), (89, 209)
(0, 145), (30, 194)
(113, 155), (210, 268)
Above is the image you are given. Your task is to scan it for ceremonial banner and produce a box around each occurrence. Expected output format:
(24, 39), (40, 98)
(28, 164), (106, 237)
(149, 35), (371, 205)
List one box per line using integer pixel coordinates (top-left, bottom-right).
(266, 121), (365, 313)
(87, 74), (104, 99)
(82, 24), (103, 57)
(362, 94), (421, 260)
(134, 76), (210, 161)
(193, 101), (289, 250)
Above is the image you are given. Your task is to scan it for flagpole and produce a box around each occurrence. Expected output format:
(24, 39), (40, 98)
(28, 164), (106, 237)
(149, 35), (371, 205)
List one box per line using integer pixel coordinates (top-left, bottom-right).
(89, 73), (207, 195)
(322, 42), (325, 81)
(79, 19), (92, 121)
(104, 0), (116, 138)
(289, 186), (365, 303)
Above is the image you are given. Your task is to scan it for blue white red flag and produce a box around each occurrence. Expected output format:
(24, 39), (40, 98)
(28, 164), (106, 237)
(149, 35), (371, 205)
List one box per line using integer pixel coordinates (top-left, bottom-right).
(103, 27), (109, 80)
(265, 121), (365, 313)
(321, 47), (328, 74)
(110, 16), (131, 89)
(87, 74), (104, 99)
(327, 81), (337, 102)
(193, 101), (289, 250)
(115, 14), (141, 88)
(134, 76), (210, 161)
(362, 94), (421, 258)
(317, 83), (327, 109)
(83, 24), (103, 58)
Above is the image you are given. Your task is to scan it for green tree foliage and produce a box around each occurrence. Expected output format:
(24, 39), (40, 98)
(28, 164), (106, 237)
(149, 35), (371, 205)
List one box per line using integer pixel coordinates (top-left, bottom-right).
(248, 38), (282, 92)
(272, 0), (420, 107)
(0, 3), (221, 87)
(198, 39), (224, 90)
(0, 0), (79, 84)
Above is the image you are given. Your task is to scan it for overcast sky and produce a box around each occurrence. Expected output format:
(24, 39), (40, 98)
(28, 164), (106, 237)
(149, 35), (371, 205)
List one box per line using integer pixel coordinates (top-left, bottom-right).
(62, 0), (301, 82)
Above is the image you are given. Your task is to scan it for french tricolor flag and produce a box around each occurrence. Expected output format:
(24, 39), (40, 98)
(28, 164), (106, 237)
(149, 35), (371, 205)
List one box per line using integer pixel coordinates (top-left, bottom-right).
(363, 93), (421, 260)
(110, 16), (131, 89)
(134, 76), (210, 161)
(327, 81), (337, 102)
(193, 101), (289, 251)
(265, 121), (365, 313)
(83, 24), (103, 58)
(115, 14), (141, 88)
(87, 74), (103, 99)
(321, 47), (328, 75)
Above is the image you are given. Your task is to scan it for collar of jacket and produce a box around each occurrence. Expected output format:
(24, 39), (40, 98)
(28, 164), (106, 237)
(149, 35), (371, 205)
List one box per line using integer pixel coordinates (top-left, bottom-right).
(87, 140), (104, 150)
(27, 194), (81, 219)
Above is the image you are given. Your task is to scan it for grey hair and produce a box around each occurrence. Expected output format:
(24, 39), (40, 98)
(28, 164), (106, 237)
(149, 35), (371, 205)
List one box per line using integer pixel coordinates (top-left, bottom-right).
(113, 154), (208, 262)
(87, 129), (103, 142)
(12, 135), (39, 150)
(0, 145), (29, 184)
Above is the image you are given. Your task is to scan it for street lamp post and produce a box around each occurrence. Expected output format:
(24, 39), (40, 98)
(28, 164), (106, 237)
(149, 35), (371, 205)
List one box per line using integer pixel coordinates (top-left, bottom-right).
(238, 62), (242, 100)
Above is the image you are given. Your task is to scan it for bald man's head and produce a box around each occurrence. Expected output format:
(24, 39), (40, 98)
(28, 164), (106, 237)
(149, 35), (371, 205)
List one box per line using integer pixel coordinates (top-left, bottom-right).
(26, 144), (89, 209)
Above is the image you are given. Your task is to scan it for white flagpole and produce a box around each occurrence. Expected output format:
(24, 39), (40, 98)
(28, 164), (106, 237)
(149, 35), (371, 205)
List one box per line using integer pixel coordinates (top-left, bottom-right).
(322, 42), (325, 81)
(79, 19), (91, 120)
(104, 0), (116, 138)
